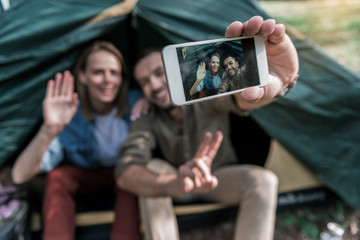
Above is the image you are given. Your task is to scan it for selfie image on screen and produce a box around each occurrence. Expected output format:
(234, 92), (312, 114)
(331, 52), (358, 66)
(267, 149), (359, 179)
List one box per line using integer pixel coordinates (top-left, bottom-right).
(176, 38), (260, 101)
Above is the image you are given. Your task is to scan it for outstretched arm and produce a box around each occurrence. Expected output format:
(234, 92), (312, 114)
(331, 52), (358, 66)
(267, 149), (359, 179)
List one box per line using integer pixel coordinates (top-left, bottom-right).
(226, 16), (299, 110)
(189, 62), (207, 96)
(12, 71), (79, 184)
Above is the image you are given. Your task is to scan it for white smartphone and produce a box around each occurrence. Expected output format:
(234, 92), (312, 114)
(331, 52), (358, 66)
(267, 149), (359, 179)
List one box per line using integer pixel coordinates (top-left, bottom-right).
(162, 35), (269, 106)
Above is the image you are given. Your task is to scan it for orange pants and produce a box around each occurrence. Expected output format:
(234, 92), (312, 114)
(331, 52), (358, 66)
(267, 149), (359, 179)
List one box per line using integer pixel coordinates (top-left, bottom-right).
(42, 165), (141, 240)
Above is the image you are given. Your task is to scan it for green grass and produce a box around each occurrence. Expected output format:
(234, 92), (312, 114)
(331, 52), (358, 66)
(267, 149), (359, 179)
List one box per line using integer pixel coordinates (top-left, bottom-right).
(260, 0), (360, 74)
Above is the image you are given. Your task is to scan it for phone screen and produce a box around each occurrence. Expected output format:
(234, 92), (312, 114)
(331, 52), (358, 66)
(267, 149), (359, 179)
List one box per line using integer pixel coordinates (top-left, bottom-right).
(162, 36), (268, 106)
(176, 38), (261, 101)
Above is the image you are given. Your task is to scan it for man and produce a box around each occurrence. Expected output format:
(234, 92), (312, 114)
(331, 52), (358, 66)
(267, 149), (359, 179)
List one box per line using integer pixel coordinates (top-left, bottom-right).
(217, 55), (248, 94)
(116, 16), (299, 240)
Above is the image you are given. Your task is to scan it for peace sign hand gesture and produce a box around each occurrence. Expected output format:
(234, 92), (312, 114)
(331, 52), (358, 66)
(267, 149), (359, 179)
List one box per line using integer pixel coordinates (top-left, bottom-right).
(178, 131), (223, 195)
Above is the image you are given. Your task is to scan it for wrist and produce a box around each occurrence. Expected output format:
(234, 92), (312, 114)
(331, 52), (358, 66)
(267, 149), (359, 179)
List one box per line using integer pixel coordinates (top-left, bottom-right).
(277, 74), (299, 98)
(40, 124), (62, 139)
(156, 173), (180, 197)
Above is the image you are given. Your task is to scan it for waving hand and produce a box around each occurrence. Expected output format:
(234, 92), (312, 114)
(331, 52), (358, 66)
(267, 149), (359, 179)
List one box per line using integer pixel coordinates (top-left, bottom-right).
(42, 71), (79, 135)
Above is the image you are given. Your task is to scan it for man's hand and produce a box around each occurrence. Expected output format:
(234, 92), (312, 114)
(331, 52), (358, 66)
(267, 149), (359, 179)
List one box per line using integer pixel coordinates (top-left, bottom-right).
(130, 97), (150, 121)
(177, 131), (223, 195)
(226, 16), (299, 110)
(42, 71), (79, 136)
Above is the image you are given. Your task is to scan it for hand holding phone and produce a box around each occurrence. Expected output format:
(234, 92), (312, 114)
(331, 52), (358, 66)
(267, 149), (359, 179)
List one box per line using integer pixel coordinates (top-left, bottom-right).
(226, 16), (299, 110)
(162, 16), (299, 109)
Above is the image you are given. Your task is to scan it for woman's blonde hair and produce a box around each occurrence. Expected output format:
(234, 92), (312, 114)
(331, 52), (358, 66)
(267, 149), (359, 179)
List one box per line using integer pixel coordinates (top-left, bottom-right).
(74, 41), (129, 120)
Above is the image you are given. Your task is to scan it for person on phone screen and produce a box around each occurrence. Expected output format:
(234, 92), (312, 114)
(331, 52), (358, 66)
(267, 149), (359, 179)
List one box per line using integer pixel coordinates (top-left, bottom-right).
(11, 41), (148, 240)
(217, 55), (250, 94)
(115, 16), (299, 240)
(189, 52), (225, 97)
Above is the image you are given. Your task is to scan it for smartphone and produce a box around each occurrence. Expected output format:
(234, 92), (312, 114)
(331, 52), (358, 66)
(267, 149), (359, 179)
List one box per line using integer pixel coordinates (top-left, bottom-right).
(162, 35), (269, 106)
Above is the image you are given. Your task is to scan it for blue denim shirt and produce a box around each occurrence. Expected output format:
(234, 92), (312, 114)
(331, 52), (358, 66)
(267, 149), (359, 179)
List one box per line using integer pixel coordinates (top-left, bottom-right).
(40, 90), (143, 172)
(197, 69), (224, 94)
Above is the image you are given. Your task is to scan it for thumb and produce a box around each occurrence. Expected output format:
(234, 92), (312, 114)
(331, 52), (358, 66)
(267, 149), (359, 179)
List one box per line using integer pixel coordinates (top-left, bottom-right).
(183, 177), (195, 193)
(211, 176), (219, 189)
(240, 86), (264, 102)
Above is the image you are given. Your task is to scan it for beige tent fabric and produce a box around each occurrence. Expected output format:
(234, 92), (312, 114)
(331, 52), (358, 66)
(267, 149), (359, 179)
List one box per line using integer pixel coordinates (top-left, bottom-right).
(86, 0), (138, 25)
(265, 140), (323, 193)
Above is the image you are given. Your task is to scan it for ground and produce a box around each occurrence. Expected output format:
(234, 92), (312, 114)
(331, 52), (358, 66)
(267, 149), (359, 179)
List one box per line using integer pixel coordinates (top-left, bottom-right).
(179, 196), (360, 240)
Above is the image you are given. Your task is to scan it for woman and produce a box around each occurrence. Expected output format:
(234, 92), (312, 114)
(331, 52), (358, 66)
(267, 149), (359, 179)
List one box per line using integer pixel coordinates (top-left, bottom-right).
(189, 52), (225, 97)
(11, 41), (145, 240)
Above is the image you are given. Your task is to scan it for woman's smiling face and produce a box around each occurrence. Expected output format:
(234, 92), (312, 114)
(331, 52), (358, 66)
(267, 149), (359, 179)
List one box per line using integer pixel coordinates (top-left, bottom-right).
(79, 50), (122, 113)
(209, 55), (220, 75)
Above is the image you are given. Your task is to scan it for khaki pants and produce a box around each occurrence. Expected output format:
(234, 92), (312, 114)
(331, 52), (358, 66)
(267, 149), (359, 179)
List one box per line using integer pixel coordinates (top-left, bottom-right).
(139, 159), (278, 240)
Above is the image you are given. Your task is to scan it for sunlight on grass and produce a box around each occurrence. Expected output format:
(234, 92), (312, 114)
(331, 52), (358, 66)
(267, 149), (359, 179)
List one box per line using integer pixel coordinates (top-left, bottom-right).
(259, 0), (360, 74)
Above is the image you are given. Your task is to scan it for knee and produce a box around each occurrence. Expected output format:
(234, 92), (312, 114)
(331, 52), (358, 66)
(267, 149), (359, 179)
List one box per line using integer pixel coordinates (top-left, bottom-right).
(46, 167), (64, 184)
(261, 169), (278, 192)
(250, 168), (278, 194)
(45, 166), (76, 192)
(244, 168), (278, 208)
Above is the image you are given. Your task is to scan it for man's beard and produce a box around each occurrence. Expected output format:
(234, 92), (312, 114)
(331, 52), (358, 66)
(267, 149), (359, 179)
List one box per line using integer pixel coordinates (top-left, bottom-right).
(230, 68), (241, 80)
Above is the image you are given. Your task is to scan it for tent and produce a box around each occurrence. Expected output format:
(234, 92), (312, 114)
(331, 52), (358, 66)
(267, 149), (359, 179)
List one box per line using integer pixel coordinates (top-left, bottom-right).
(1, 0), (360, 212)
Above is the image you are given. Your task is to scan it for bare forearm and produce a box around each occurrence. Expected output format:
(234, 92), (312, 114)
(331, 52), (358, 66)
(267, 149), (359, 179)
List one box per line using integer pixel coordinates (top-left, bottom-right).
(117, 165), (179, 197)
(12, 124), (58, 184)
(190, 78), (203, 96)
